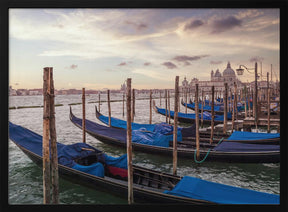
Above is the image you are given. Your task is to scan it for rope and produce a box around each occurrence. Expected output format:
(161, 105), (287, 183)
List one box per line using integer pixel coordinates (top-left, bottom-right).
(194, 137), (224, 164)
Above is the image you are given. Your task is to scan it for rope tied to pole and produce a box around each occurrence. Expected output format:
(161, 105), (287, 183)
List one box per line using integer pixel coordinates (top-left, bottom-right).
(194, 137), (224, 164)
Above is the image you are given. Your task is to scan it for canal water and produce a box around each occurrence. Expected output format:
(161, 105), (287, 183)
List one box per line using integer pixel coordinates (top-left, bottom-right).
(8, 93), (280, 204)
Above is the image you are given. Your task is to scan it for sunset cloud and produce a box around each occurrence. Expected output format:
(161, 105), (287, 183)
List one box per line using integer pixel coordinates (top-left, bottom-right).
(162, 62), (177, 69)
(211, 16), (242, 34)
(184, 19), (204, 30)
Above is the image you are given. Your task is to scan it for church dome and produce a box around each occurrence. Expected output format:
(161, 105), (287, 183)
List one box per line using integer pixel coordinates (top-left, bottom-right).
(223, 62), (235, 76)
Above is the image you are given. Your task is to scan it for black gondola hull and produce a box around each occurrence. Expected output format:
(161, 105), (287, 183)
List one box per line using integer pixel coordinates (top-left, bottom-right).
(15, 143), (210, 204)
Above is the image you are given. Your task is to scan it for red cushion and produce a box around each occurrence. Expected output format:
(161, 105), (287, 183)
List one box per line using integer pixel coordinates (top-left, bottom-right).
(107, 166), (128, 178)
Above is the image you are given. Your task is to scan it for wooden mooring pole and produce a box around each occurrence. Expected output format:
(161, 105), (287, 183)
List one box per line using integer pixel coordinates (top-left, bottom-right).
(132, 89), (135, 122)
(231, 83), (236, 132)
(185, 87), (187, 114)
(149, 90), (152, 124)
(107, 90), (111, 127)
(201, 89), (204, 128)
(210, 86), (215, 144)
(42, 67), (59, 204)
(168, 90), (171, 124)
(195, 84), (200, 160)
(244, 85), (247, 118)
(165, 89), (168, 123)
(98, 92), (101, 112)
(82, 88), (86, 143)
(126, 78), (134, 204)
(43, 67), (51, 204)
(223, 83), (228, 134)
(267, 72), (270, 133)
(122, 92), (125, 117)
(173, 76), (179, 175)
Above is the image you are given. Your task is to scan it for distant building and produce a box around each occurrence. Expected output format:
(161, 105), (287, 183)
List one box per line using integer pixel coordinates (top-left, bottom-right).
(182, 62), (243, 93)
(9, 86), (17, 96)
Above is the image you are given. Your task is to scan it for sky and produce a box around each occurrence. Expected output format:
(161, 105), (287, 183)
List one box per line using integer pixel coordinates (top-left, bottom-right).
(9, 8), (280, 90)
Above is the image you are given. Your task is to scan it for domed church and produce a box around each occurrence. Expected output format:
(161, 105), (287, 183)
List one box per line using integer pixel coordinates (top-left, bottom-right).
(184, 62), (243, 93)
(210, 62), (239, 87)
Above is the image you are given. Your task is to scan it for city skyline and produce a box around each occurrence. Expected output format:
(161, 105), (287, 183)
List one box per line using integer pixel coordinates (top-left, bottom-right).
(9, 8), (280, 90)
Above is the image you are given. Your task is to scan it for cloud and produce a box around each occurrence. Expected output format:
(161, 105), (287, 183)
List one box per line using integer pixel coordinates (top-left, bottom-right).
(125, 20), (148, 31)
(143, 62), (151, 66)
(162, 62), (177, 69)
(184, 19), (204, 30)
(173, 55), (209, 62)
(211, 16), (242, 33)
(118, 62), (127, 66)
(172, 55), (209, 66)
(210, 60), (222, 65)
(249, 56), (264, 63)
(65, 64), (78, 69)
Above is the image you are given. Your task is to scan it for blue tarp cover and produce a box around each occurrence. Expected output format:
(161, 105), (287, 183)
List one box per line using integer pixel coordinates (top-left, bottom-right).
(132, 129), (171, 147)
(165, 176), (279, 204)
(227, 131), (280, 141)
(98, 114), (183, 142)
(105, 154), (127, 169)
(75, 112), (182, 147)
(9, 122), (127, 178)
(98, 114), (155, 131)
(156, 106), (229, 121)
(213, 141), (279, 152)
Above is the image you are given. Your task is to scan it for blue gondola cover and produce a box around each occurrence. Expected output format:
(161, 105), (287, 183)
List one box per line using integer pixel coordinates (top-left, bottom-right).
(9, 122), (128, 178)
(164, 176), (279, 204)
(227, 131), (280, 141)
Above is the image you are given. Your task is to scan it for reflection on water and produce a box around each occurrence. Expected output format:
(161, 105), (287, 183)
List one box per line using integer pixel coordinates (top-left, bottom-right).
(9, 94), (280, 204)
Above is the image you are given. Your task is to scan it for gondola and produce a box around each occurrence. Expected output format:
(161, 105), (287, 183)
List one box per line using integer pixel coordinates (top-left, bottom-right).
(153, 100), (227, 124)
(70, 107), (280, 163)
(95, 106), (280, 145)
(9, 122), (279, 204)
(95, 105), (226, 140)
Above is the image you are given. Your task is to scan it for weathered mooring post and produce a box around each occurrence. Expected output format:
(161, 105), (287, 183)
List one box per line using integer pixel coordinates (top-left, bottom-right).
(210, 86), (215, 144)
(122, 92), (125, 117)
(126, 78), (134, 204)
(43, 67), (51, 204)
(223, 83), (228, 134)
(168, 90), (171, 124)
(98, 92), (101, 112)
(173, 76), (179, 175)
(149, 89), (152, 124)
(267, 72), (270, 133)
(82, 88), (86, 143)
(132, 88), (135, 122)
(195, 84), (200, 160)
(201, 89), (204, 128)
(231, 83), (236, 132)
(42, 67), (59, 204)
(165, 89), (168, 123)
(107, 90), (111, 127)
